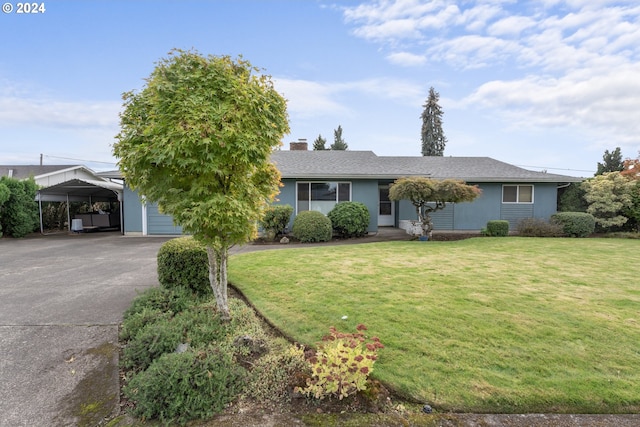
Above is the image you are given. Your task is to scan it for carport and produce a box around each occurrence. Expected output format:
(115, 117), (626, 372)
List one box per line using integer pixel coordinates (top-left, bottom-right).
(35, 178), (123, 234)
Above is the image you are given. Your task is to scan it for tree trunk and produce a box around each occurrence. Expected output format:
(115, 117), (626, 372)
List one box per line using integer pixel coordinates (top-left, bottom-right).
(418, 206), (433, 239)
(206, 245), (230, 321)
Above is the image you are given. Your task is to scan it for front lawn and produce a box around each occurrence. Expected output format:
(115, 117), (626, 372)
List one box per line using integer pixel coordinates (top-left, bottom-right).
(228, 238), (640, 414)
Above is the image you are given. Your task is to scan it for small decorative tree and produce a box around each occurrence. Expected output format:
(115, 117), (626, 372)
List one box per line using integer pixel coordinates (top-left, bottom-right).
(114, 50), (289, 320)
(389, 177), (481, 239)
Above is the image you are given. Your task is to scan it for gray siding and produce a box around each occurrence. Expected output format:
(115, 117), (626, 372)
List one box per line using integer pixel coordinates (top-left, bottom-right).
(397, 182), (559, 231)
(500, 204), (534, 229)
(277, 178), (378, 232)
(147, 204), (182, 235)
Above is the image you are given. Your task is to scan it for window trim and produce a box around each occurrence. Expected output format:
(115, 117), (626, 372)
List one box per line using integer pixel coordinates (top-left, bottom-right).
(296, 181), (352, 214)
(502, 184), (534, 204)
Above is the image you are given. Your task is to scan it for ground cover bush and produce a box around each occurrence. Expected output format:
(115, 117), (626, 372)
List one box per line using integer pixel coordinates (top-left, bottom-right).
(157, 237), (210, 295)
(292, 210), (332, 243)
(120, 287), (312, 425)
(328, 202), (370, 238)
(516, 218), (564, 237)
(551, 212), (596, 237)
(124, 347), (244, 425)
(228, 238), (640, 414)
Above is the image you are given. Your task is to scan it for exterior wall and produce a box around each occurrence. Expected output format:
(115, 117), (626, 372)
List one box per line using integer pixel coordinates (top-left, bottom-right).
(397, 182), (559, 231)
(276, 178), (378, 232)
(147, 204), (183, 235)
(123, 186), (143, 234)
(124, 180), (561, 235)
(123, 186), (182, 235)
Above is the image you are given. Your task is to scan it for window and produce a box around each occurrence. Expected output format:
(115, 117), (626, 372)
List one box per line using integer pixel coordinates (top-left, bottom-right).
(502, 185), (534, 203)
(297, 182), (351, 215)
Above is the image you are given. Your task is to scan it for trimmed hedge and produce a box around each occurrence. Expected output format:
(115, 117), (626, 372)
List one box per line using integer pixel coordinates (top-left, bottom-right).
(328, 202), (370, 238)
(485, 220), (509, 237)
(551, 212), (596, 237)
(292, 211), (333, 243)
(157, 237), (210, 296)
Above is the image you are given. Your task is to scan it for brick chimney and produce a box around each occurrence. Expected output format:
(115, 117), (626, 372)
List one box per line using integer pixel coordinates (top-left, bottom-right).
(289, 138), (308, 151)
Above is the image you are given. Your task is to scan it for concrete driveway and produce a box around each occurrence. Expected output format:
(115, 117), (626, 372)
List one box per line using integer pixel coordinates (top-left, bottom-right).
(0, 232), (171, 427)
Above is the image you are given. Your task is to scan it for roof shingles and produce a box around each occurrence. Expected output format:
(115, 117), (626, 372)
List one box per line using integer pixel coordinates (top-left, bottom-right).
(270, 151), (580, 182)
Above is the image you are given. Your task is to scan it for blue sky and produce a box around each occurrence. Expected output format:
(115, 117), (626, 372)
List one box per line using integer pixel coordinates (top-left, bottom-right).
(1, 0), (639, 177)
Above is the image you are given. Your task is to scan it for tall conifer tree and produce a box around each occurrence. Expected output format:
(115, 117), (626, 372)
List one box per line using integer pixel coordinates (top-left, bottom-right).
(421, 87), (447, 156)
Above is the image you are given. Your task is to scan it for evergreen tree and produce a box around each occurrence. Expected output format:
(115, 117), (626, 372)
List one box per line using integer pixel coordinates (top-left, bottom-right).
(330, 125), (348, 150)
(313, 134), (327, 150)
(421, 87), (447, 156)
(596, 147), (624, 175)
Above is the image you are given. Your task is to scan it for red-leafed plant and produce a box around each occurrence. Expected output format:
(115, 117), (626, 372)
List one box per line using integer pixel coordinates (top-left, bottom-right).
(296, 324), (384, 400)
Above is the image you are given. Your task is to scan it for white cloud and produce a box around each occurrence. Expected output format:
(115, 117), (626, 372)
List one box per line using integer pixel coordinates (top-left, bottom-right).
(462, 63), (640, 147)
(274, 78), (352, 119)
(0, 95), (120, 129)
(386, 51), (427, 66)
(275, 76), (424, 120)
(488, 15), (536, 36)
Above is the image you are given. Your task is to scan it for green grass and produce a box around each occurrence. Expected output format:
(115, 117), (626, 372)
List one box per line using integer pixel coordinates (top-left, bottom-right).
(228, 238), (640, 414)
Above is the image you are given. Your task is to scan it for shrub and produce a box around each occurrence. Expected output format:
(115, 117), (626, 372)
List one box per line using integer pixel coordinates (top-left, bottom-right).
(245, 344), (308, 405)
(328, 202), (371, 238)
(551, 212), (596, 237)
(0, 177), (39, 238)
(123, 286), (199, 321)
(260, 204), (293, 240)
(485, 220), (509, 237)
(124, 348), (245, 425)
(120, 307), (172, 342)
(292, 211), (333, 243)
(157, 237), (210, 296)
(121, 304), (224, 371)
(297, 324), (384, 400)
(516, 218), (564, 237)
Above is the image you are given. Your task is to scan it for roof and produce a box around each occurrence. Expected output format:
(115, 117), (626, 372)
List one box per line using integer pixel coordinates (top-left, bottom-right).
(36, 178), (122, 202)
(0, 165), (81, 180)
(270, 151), (581, 183)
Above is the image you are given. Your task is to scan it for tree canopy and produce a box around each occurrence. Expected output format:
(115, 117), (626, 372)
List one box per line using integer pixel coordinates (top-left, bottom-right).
(330, 125), (348, 150)
(421, 87), (447, 157)
(582, 172), (634, 229)
(621, 151), (640, 180)
(113, 50), (289, 319)
(596, 147), (624, 175)
(389, 177), (480, 238)
(313, 134), (327, 150)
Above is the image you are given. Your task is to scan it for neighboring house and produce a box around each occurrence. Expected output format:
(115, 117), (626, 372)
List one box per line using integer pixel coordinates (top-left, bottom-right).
(117, 142), (582, 236)
(1, 165), (123, 233)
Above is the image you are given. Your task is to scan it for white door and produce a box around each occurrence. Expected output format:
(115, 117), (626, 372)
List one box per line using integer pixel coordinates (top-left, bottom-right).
(378, 185), (395, 227)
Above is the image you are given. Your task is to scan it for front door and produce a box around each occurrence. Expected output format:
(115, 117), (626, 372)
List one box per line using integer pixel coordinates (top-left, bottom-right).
(378, 185), (395, 227)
